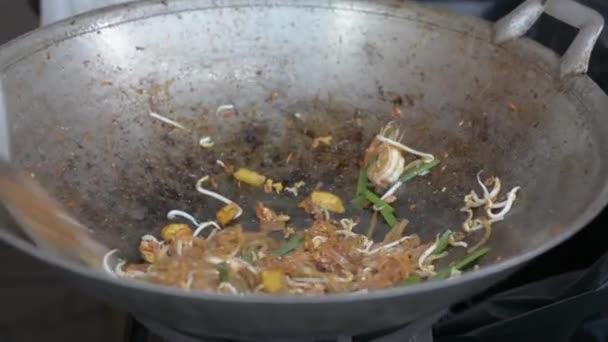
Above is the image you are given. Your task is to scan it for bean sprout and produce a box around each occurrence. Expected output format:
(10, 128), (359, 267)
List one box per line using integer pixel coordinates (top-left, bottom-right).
(488, 178), (502, 201)
(464, 172), (501, 209)
(461, 208), (477, 232)
(487, 186), (520, 219)
(464, 191), (486, 208)
(103, 249), (119, 276)
(475, 172), (501, 202)
(375, 135), (435, 162)
(167, 210), (199, 226)
(114, 260), (127, 277)
(336, 230), (360, 239)
(356, 239), (375, 254)
(322, 209), (331, 221)
(216, 104), (236, 116)
(359, 236), (414, 255)
(218, 282), (239, 294)
(403, 159), (423, 172)
(284, 187), (298, 196)
(377, 235), (414, 252)
(340, 218), (358, 231)
(451, 241), (469, 248)
(195, 176), (243, 219)
(141, 234), (160, 243)
(463, 208), (501, 232)
(462, 172), (519, 234)
(464, 220), (477, 232)
(380, 181), (403, 201)
(286, 277), (313, 288)
(149, 111), (186, 130)
(290, 277), (327, 284)
(55, 211), (82, 227)
(231, 258), (260, 275)
(284, 181), (306, 197)
(184, 271), (196, 290)
(216, 160), (226, 168)
(205, 256), (224, 265)
(418, 238), (439, 276)
(193, 221), (222, 238)
(286, 279), (310, 288)
(199, 136), (214, 148)
(476, 171), (489, 196)
(207, 228), (219, 241)
(362, 266), (374, 274)
(469, 219), (493, 252)
(312, 236), (328, 248)
(449, 235), (468, 248)
(425, 251), (448, 264)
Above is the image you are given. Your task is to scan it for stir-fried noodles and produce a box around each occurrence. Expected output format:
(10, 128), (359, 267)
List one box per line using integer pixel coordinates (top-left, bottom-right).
(104, 118), (519, 295)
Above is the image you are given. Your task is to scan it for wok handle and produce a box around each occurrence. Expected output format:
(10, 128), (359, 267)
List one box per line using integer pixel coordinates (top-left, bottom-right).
(494, 0), (604, 78)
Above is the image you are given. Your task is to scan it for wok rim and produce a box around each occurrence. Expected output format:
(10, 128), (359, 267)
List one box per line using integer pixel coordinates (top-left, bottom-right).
(1, 0), (607, 305)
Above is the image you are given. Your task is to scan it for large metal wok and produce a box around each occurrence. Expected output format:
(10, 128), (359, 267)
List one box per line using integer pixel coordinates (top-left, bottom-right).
(1, 0), (607, 339)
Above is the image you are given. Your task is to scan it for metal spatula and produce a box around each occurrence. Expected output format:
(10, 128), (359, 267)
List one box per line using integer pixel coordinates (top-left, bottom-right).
(0, 160), (109, 269)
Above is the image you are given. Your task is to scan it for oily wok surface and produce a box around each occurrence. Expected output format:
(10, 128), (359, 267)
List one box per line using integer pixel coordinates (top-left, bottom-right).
(3, 1), (605, 275)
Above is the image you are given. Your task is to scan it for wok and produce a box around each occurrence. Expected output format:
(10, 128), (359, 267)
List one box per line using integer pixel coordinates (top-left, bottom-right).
(1, 0), (607, 339)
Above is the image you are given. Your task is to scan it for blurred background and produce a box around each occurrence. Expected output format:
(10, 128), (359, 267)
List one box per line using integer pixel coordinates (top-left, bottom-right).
(0, 1), (606, 341)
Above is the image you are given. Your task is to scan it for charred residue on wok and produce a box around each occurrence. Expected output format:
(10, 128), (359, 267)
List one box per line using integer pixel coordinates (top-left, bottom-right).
(99, 96), (521, 294)
(90, 101), (380, 241)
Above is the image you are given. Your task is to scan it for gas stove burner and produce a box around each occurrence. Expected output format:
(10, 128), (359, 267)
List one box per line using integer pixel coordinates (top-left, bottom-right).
(131, 311), (445, 342)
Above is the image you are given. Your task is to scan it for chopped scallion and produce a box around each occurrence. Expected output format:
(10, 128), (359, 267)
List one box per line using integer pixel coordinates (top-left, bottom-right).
(351, 196), (366, 209)
(433, 230), (452, 255)
(356, 168), (368, 197)
(380, 207), (398, 227)
(273, 234), (304, 256)
(434, 247), (491, 280)
(453, 247), (491, 270)
(352, 163), (372, 209)
(364, 190), (395, 212)
(400, 159), (440, 183)
(434, 267), (451, 280)
(217, 262), (229, 282)
(402, 274), (421, 285)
